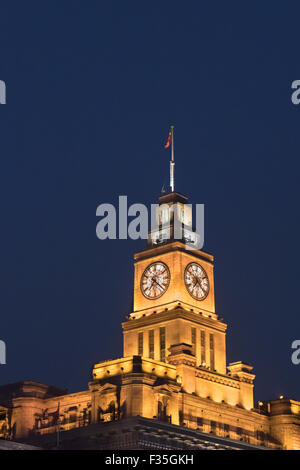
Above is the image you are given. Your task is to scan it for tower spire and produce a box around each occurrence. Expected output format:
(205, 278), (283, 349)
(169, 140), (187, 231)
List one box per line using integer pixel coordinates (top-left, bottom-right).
(170, 125), (175, 192)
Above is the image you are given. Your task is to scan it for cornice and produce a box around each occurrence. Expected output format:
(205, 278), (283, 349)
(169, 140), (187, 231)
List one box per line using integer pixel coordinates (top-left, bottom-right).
(123, 307), (227, 333)
(134, 241), (214, 264)
(195, 369), (240, 390)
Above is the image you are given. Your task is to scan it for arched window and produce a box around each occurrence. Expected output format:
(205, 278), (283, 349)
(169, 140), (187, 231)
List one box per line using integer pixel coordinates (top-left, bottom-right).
(108, 401), (116, 421)
(157, 400), (168, 422)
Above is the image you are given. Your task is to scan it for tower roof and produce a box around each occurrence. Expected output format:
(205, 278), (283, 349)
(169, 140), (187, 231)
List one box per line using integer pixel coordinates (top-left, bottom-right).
(158, 191), (188, 206)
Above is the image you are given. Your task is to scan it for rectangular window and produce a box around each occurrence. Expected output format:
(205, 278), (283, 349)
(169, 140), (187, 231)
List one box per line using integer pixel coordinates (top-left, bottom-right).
(257, 430), (265, 442)
(149, 330), (154, 359)
(138, 332), (143, 356)
(210, 333), (215, 371)
(160, 327), (166, 362)
(200, 330), (206, 366)
(210, 420), (217, 434)
(191, 327), (196, 356)
(196, 417), (203, 429)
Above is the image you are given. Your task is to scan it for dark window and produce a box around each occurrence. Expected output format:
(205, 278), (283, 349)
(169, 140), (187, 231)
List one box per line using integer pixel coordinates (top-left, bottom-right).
(149, 330), (154, 359)
(138, 332), (143, 356)
(191, 327), (196, 355)
(160, 327), (166, 362)
(209, 333), (215, 370)
(210, 420), (217, 433)
(196, 417), (203, 428)
(157, 401), (168, 422)
(201, 330), (206, 365)
(257, 430), (265, 441)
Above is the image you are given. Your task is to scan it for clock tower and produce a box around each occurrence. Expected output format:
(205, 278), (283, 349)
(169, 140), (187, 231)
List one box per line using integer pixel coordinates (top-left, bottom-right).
(123, 190), (227, 378)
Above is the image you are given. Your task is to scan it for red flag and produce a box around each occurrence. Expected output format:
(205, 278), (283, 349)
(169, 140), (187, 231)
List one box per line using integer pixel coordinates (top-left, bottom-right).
(164, 131), (171, 149)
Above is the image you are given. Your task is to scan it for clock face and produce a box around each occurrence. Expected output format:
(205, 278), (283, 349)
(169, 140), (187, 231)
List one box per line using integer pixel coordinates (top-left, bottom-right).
(141, 262), (170, 299)
(184, 262), (209, 300)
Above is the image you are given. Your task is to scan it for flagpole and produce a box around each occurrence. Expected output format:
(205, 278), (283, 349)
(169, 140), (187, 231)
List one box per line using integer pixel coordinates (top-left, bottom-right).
(170, 125), (175, 192)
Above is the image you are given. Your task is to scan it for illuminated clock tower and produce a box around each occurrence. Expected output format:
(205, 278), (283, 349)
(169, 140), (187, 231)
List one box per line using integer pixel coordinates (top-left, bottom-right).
(87, 129), (281, 446)
(123, 190), (227, 378)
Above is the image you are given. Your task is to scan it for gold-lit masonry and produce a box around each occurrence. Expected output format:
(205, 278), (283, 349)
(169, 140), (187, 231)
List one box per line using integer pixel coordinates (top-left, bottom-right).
(0, 190), (299, 450)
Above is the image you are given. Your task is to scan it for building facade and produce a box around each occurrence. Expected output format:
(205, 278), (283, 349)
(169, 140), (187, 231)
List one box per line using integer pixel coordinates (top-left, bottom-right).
(0, 191), (300, 450)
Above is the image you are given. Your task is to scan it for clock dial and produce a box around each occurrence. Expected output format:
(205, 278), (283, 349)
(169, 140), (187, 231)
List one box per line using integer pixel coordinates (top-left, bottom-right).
(141, 262), (170, 299)
(184, 262), (209, 300)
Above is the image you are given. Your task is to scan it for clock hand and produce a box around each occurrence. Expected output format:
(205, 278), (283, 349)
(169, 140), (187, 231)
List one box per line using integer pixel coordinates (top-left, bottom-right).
(194, 278), (204, 292)
(152, 278), (164, 291)
(154, 278), (164, 290)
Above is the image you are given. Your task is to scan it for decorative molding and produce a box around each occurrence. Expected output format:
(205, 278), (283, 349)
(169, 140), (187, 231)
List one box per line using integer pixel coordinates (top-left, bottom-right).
(195, 370), (240, 389)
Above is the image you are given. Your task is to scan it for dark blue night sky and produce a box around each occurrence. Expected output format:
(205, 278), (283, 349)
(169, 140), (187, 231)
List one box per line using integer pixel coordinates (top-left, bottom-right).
(1, 2), (300, 402)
